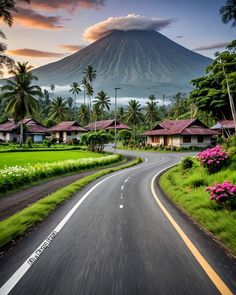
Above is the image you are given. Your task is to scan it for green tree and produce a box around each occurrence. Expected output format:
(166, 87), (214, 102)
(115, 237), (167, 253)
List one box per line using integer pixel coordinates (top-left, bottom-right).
(81, 130), (112, 152)
(1, 62), (42, 146)
(83, 65), (96, 115)
(81, 77), (87, 105)
(50, 84), (55, 100)
(78, 104), (90, 125)
(85, 82), (94, 119)
(219, 0), (236, 27)
(50, 96), (68, 122)
(125, 99), (143, 139)
(145, 96), (158, 127)
(190, 41), (236, 130)
(91, 103), (102, 124)
(94, 90), (111, 120)
(69, 82), (81, 111)
(118, 129), (132, 146)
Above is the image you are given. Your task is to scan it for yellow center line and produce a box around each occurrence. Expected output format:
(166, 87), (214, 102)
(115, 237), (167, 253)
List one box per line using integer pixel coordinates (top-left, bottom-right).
(151, 172), (233, 295)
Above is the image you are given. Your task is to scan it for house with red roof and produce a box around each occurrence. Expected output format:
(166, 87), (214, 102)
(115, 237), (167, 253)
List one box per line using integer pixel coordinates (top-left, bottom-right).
(211, 120), (235, 137)
(144, 119), (219, 148)
(49, 121), (87, 143)
(0, 118), (49, 143)
(85, 120), (130, 131)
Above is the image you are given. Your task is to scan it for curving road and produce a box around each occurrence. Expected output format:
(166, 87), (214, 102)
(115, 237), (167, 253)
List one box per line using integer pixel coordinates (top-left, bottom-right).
(0, 149), (236, 295)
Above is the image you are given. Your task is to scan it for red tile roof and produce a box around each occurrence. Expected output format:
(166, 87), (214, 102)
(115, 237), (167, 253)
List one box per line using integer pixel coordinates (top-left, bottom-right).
(85, 120), (130, 130)
(144, 119), (219, 136)
(49, 121), (87, 132)
(211, 120), (235, 130)
(0, 118), (48, 134)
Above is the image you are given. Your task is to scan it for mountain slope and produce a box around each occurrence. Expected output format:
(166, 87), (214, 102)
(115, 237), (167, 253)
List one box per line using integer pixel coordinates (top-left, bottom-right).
(32, 30), (212, 97)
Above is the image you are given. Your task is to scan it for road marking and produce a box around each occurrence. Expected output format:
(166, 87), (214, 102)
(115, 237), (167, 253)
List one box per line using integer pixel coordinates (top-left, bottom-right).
(151, 167), (233, 295)
(0, 166), (139, 295)
(121, 185), (124, 190)
(124, 178), (129, 183)
(120, 193), (123, 199)
(119, 205), (123, 208)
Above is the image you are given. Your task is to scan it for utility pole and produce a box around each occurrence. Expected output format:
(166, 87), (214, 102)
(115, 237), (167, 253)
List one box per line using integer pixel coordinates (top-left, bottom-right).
(114, 87), (121, 154)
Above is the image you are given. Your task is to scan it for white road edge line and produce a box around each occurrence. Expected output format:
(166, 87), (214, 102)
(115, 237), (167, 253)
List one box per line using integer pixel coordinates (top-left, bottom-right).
(0, 167), (137, 295)
(121, 185), (124, 190)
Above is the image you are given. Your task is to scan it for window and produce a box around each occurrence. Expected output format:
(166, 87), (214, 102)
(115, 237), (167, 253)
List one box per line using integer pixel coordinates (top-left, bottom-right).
(154, 136), (160, 143)
(197, 136), (204, 143)
(183, 136), (191, 143)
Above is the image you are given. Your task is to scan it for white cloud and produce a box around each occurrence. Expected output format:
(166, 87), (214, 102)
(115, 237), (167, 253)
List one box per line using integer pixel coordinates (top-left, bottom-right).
(83, 14), (175, 42)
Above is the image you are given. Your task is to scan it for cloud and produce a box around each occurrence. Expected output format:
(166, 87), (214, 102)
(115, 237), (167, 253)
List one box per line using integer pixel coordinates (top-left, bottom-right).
(30, 0), (106, 11)
(59, 44), (84, 52)
(83, 14), (175, 42)
(7, 48), (64, 58)
(175, 35), (183, 39)
(14, 8), (66, 30)
(193, 41), (230, 51)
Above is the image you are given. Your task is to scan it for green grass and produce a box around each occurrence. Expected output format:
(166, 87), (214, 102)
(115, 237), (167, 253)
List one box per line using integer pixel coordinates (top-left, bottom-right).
(0, 157), (142, 248)
(0, 150), (103, 168)
(160, 156), (236, 256)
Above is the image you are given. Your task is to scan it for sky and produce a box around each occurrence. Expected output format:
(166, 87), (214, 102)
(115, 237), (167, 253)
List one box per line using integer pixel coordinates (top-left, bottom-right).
(0, 0), (235, 73)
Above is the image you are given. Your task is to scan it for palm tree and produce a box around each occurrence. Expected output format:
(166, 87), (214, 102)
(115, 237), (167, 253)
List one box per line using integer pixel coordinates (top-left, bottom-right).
(91, 104), (102, 129)
(145, 100), (159, 127)
(0, 31), (14, 76)
(78, 104), (90, 125)
(69, 82), (81, 110)
(117, 106), (125, 121)
(93, 90), (111, 120)
(219, 0), (236, 27)
(125, 99), (143, 139)
(81, 77), (87, 105)
(50, 97), (68, 122)
(85, 83), (94, 120)
(1, 62), (42, 146)
(50, 84), (55, 100)
(0, 0), (31, 27)
(83, 65), (96, 115)
(148, 94), (156, 101)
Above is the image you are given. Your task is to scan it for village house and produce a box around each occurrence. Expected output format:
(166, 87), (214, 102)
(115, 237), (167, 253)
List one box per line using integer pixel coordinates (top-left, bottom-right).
(85, 120), (130, 131)
(144, 119), (219, 148)
(211, 120), (235, 137)
(49, 121), (87, 143)
(0, 118), (49, 143)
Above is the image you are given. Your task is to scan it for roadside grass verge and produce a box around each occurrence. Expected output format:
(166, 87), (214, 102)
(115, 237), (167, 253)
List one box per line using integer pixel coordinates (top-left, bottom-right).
(0, 157), (142, 249)
(0, 150), (102, 168)
(159, 156), (236, 256)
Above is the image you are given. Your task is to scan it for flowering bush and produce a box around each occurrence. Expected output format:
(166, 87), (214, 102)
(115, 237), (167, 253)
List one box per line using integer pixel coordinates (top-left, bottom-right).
(0, 154), (121, 193)
(197, 145), (229, 173)
(206, 181), (236, 210)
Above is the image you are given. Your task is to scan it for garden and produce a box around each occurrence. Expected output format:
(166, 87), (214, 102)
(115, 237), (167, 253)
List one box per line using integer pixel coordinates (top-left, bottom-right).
(160, 137), (236, 255)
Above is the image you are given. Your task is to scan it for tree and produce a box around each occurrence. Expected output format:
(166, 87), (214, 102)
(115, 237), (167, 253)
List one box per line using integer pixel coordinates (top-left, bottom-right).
(91, 103), (102, 125)
(219, 0), (236, 27)
(117, 106), (125, 121)
(69, 82), (81, 112)
(50, 97), (68, 122)
(81, 130), (112, 152)
(1, 62), (42, 146)
(83, 65), (96, 116)
(94, 90), (111, 120)
(85, 82), (94, 119)
(0, 0), (31, 75)
(118, 129), (132, 146)
(145, 96), (158, 127)
(50, 84), (55, 100)
(78, 104), (90, 125)
(125, 99), (143, 138)
(81, 77), (87, 105)
(189, 41), (236, 130)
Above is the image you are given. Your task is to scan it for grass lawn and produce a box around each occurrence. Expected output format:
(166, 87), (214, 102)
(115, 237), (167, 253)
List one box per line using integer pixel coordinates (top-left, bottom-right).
(0, 150), (103, 168)
(160, 155), (236, 256)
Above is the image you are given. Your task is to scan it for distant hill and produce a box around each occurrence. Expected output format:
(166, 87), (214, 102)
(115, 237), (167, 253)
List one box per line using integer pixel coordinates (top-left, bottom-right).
(32, 30), (211, 97)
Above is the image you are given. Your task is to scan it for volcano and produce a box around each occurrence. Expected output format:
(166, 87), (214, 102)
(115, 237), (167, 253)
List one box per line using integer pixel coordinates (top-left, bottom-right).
(32, 30), (211, 97)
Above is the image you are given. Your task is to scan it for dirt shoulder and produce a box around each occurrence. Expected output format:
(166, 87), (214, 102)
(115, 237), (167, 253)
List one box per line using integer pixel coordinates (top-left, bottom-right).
(0, 156), (133, 221)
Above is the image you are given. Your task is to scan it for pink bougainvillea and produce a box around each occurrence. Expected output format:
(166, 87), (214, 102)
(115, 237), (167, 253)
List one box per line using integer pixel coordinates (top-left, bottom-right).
(197, 145), (229, 173)
(206, 181), (236, 209)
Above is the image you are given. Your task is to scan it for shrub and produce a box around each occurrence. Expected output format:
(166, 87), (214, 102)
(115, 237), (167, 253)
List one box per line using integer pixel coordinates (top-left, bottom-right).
(26, 137), (32, 148)
(206, 181), (236, 210)
(181, 157), (194, 170)
(197, 145), (229, 173)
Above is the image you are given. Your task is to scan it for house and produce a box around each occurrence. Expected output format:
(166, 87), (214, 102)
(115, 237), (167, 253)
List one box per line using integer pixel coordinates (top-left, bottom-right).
(85, 120), (130, 131)
(211, 120), (235, 137)
(0, 118), (49, 143)
(49, 121), (88, 143)
(143, 119), (219, 148)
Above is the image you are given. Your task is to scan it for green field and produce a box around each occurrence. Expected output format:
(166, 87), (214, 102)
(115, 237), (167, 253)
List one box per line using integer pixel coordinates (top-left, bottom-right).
(160, 156), (236, 255)
(0, 150), (103, 168)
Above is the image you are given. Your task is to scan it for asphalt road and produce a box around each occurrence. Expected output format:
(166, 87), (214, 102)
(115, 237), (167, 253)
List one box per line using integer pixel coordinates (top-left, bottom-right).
(0, 149), (236, 295)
